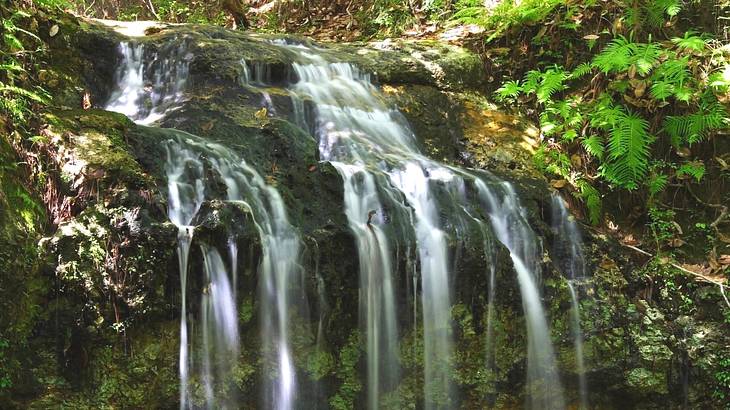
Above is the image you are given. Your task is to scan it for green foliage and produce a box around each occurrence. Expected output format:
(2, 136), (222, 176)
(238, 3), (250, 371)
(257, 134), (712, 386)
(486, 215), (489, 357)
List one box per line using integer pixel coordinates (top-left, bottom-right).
(600, 105), (654, 189)
(714, 356), (730, 404)
(592, 36), (661, 76)
(494, 7), (729, 224)
(647, 207), (678, 250)
(451, 0), (566, 42)
(664, 101), (727, 145)
(1, 6), (50, 122)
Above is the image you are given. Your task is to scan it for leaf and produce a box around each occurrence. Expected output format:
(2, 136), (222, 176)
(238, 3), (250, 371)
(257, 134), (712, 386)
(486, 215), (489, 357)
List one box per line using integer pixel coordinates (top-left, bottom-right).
(676, 161), (705, 182)
(671, 30), (709, 52)
(582, 135), (605, 159)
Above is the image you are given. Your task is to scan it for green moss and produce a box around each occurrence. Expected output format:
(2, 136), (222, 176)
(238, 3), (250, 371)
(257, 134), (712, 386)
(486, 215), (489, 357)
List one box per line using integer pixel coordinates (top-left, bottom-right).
(329, 330), (363, 410)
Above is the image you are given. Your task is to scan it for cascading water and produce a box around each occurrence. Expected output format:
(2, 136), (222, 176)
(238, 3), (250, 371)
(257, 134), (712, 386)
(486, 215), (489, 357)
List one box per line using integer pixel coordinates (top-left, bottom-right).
(551, 195), (589, 409)
(280, 42), (566, 409)
(476, 180), (565, 409)
(107, 38), (303, 409)
(285, 48), (458, 408)
(103, 29), (590, 409)
(106, 40), (191, 125)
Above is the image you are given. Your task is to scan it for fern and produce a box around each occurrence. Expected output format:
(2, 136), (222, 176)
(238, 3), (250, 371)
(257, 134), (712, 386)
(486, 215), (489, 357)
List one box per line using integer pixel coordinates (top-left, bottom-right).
(495, 80), (522, 101)
(575, 179), (601, 225)
(582, 135), (605, 159)
(593, 36), (662, 76)
(593, 36), (635, 74)
(569, 62), (593, 79)
(521, 65), (568, 104)
(633, 42), (662, 76)
(647, 173), (668, 195)
(676, 161), (706, 182)
(663, 100), (727, 145)
(0, 83), (49, 103)
(600, 106), (654, 189)
(649, 56), (690, 100)
(671, 31), (709, 52)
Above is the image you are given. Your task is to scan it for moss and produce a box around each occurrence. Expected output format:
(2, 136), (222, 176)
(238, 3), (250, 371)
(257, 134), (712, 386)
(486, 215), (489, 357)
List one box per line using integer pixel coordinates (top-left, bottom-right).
(42, 109), (148, 188)
(329, 330), (363, 410)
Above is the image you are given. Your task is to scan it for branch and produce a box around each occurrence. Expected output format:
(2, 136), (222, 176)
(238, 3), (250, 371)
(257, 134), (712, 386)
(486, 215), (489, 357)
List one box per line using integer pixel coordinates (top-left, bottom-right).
(621, 243), (730, 310)
(144, 0), (160, 20)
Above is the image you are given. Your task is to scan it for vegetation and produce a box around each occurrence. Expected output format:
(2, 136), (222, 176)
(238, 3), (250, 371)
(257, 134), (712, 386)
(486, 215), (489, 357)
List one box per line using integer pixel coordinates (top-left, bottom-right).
(0, 0), (728, 408)
(491, 1), (729, 228)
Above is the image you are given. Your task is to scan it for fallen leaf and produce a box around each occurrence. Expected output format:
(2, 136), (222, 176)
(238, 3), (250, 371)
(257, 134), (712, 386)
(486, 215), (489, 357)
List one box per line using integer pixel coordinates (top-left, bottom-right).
(49, 24), (59, 37)
(669, 237), (685, 248)
(550, 179), (567, 188)
(201, 120), (215, 131)
(719, 255), (730, 265)
(254, 107), (268, 120)
(676, 147), (691, 157)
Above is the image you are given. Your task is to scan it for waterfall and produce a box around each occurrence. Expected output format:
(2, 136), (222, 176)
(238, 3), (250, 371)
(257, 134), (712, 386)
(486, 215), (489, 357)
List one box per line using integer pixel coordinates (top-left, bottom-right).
(104, 31), (582, 409)
(551, 195), (589, 409)
(280, 42), (566, 409)
(165, 134), (304, 409)
(107, 39), (303, 409)
(106, 40), (191, 125)
(285, 47), (456, 408)
(476, 180), (565, 409)
(164, 142), (205, 409)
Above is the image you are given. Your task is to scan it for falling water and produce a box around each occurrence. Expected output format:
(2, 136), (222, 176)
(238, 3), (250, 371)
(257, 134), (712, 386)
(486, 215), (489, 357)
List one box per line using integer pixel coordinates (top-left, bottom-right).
(106, 40), (191, 125)
(164, 142), (205, 409)
(104, 30), (581, 409)
(108, 39), (303, 409)
(551, 195), (589, 409)
(284, 47), (457, 408)
(476, 180), (565, 409)
(165, 134), (303, 409)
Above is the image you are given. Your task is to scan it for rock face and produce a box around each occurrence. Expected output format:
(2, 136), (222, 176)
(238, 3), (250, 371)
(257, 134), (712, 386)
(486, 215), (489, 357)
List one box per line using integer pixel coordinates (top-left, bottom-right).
(1, 14), (728, 410)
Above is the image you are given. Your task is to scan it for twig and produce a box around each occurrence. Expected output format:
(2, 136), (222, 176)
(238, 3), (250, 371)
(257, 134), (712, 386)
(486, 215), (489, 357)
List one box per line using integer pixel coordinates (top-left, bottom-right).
(621, 243), (730, 309)
(145, 0), (160, 20)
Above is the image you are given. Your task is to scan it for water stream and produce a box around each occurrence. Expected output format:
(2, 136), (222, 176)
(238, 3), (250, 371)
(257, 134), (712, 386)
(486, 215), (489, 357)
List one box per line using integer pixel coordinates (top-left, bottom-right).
(103, 32), (589, 410)
(280, 41), (566, 408)
(551, 195), (589, 409)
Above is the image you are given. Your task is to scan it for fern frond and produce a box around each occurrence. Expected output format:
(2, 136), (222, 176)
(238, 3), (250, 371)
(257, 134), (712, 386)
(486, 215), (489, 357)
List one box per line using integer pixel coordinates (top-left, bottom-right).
(677, 161), (705, 182)
(522, 70), (542, 95)
(0, 84), (49, 103)
(536, 66), (568, 103)
(569, 62), (593, 79)
(575, 179), (601, 225)
(663, 100), (727, 145)
(593, 36), (635, 74)
(633, 42), (662, 76)
(495, 80), (522, 101)
(582, 135), (605, 159)
(647, 173), (668, 195)
(602, 107), (653, 189)
(671, 31), (710, 52)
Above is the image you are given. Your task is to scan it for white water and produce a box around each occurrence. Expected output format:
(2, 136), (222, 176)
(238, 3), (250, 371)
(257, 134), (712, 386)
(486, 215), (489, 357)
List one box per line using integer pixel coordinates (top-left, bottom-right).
(208, 146), (303, 410)
(106, 41), (190, 125)
(104, 33), (588, 409)
(165, 134), (303, 409)
(551, 195), (588, 409)
(476, 180), (566, 409)
(108, 40), (302, 409)
(285, 47), (457, 408)
(280, 42), (568, 409)
(164, 142), (205, 409)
